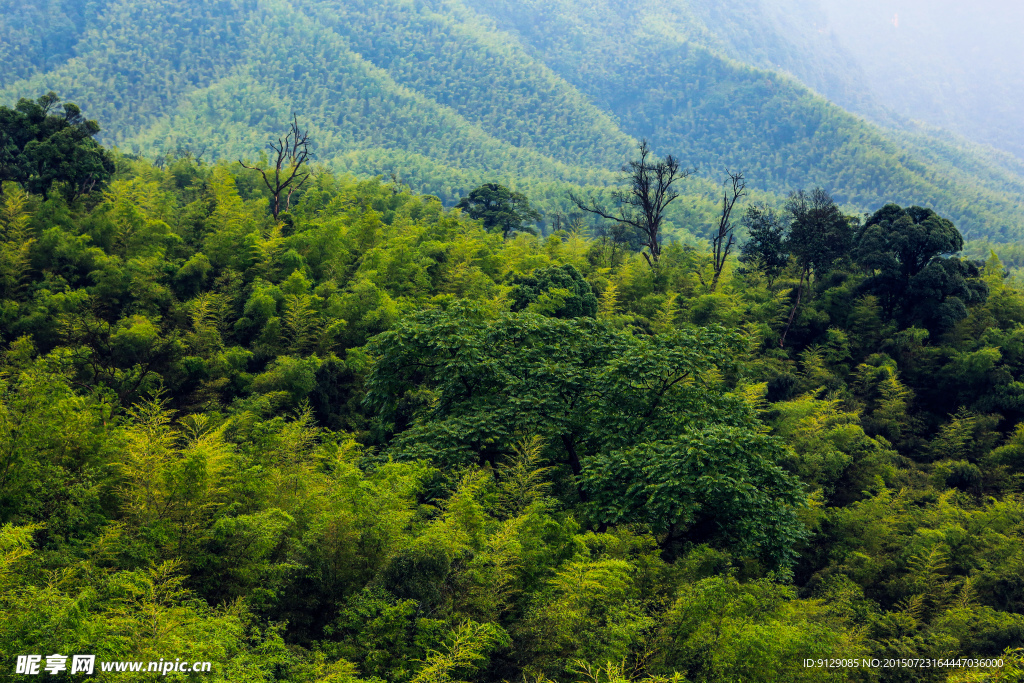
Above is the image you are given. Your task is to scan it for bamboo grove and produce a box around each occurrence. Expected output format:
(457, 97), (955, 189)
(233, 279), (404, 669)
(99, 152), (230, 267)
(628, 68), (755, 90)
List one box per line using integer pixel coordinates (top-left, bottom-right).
(2, 111), (1024, 682)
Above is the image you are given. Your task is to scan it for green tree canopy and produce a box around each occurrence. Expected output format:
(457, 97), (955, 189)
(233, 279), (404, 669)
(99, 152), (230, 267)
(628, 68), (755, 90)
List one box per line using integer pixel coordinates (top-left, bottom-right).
(455, 183), (540, 239)
(854, 204), (985, 332)
(857, 204), (964, 280)
(779, 188), (857, 346)
(582, 425), (807, 568)
(0, 92), (114, 201)
(364, 303), (807, 567)
(903, 257), (988, 333)
(739, 202), (789, 284)
(786, 188), (854, 278)
(509, 263), (598, 318)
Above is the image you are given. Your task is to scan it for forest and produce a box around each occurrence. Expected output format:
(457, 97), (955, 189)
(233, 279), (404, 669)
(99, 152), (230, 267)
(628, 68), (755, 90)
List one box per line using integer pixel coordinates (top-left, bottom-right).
(2, 93), (1024, 682)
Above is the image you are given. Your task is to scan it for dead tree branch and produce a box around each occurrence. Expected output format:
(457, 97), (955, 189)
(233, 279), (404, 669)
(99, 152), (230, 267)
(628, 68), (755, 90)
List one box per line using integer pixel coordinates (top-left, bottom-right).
(569, 139), (691, 266)
(708, 171), (746, 292)
(239, 115), (313, 219)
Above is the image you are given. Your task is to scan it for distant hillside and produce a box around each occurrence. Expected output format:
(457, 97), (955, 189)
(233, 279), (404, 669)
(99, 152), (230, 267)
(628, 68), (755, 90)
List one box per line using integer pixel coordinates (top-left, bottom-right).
(815, 0), (1024, 163)
(677, 0), (1024, 165)
(3, 0), (1023, 240)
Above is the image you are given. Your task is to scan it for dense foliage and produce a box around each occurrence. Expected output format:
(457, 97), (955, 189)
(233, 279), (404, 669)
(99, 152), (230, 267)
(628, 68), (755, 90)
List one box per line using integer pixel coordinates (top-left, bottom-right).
(0, 92), (114, 202)
(2, 123), (1024, 682)
(3, 0), (1024, 241)
(455, 184), (540, 239)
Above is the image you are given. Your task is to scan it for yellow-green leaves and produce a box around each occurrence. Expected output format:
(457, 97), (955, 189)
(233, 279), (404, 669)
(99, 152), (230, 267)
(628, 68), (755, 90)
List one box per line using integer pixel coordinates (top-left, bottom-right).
(0, 185), (35, 300)
(116, 399), (232, 554)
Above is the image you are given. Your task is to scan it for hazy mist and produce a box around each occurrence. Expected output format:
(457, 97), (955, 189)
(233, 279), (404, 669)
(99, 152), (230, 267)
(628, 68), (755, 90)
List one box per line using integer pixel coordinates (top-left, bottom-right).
(803, 0), (1023, 158)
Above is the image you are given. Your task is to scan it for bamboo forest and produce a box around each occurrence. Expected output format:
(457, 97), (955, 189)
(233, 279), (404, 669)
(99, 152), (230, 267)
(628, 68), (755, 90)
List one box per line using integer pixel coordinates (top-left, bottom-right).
(2, 1), (1024, 681)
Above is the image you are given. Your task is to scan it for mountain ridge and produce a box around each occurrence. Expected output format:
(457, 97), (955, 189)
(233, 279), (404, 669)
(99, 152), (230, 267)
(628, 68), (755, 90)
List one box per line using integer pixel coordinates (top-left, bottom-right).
(2, 0), (1022, 240)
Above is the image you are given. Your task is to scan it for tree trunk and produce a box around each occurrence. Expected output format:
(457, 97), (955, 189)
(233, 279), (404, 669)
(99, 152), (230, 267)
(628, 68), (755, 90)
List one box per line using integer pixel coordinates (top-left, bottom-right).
(779, 269), (806, 348)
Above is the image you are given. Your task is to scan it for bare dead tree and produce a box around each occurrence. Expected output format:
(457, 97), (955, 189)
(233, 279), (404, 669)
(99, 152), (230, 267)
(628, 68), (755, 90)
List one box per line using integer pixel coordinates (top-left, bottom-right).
(568, 139), (691, 266)
(239, 115), (313, 219)
(707, 171), (746, 293)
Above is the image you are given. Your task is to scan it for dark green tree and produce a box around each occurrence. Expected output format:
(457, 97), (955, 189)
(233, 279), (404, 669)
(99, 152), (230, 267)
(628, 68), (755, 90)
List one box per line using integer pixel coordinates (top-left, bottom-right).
(853, 204), (986, 334)
(509, 264), (598, 318)
(739, 203), (789, 286)
(786, 188), (853, 278)
(780, 188), (854, 346)
(855, 204), (965, 311)
(857, 205), (963, 277)
(0, 92), (114, 201)
(364, 303), (807, 567)
(582, 425), (807, 567)
(902, 258), (988, 334)
(455, 183), (540, 239)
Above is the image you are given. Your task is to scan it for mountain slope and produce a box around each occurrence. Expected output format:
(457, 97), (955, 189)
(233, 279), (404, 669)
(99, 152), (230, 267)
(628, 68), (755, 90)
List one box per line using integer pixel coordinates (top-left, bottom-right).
(2, 0), (1023, 240)
(464, 0), (1024, 236)
(815, 0), (1024, 162)
(677, 0), (1024, 164)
